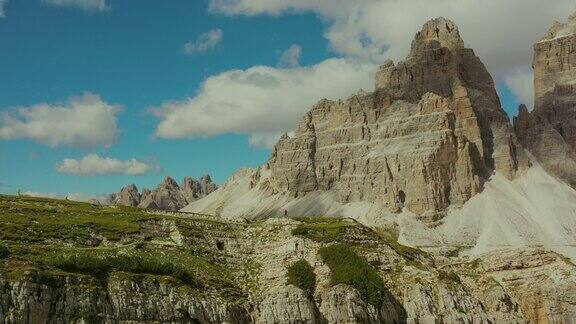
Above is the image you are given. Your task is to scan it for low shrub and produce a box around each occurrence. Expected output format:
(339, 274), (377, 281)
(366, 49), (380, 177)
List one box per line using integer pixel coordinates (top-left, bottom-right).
(438, 269), (461, 285)
(291, 218), (354, 243)
(286, 259), (316, 295)
(319, 243), (387, 307)
(48, 250), (200, 287)
(376, 227), (427, 262)
(0, 243), (9, 259)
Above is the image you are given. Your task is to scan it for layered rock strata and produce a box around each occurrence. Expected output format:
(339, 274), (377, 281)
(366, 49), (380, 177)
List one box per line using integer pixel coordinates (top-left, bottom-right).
(514, 13), (576, 187)
(267, 18), (526, 218)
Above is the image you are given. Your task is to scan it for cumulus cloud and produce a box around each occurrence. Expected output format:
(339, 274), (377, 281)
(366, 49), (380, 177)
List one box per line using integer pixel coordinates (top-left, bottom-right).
(504, 69), (535, 110)
(153, 58), (375, 147)
(43, 0), (109, 12)
(56, 154), (158, 176)
(0, 93), (118, 148)
(209, 0), (575, 81)
(0, 0), (6, 18)
(22, 191), (107, 203)
(278, 44), (302, 67)
(184, 29), (223, 55)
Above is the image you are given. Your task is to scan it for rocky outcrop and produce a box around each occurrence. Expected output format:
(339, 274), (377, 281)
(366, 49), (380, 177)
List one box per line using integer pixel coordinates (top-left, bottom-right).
(107, 175), (217, 211)
(514, 13), (576, 187)
(257, 285), (318, 323)
(480, 249), (576, 323)
(266, 18), (526, 219)
(0, 272), (249, 323)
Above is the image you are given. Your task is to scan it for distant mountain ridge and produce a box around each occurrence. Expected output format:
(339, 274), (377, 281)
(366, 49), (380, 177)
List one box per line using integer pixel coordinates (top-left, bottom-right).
(107, 175), (217, 211)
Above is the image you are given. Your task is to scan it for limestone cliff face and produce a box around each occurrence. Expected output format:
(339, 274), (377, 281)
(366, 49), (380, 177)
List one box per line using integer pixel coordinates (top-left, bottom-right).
(0, 272), (249, 323)
(267, 18), (525, 219)
(514, 13), (576, 186)
(107, 175), (217, 211)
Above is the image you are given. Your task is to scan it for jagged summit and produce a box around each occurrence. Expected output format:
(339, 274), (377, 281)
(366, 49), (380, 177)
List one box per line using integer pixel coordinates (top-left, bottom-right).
(107, 175), (217, 211)
(410, 17), (464, 54)
(161, 176), (179, 189)
(268, 16), (524, 218)
(539, 12), (576, 42)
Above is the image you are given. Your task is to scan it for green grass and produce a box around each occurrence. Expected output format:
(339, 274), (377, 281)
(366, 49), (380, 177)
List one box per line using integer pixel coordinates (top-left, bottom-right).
(46, 248), (200, 287)
(286, 259), (316, 296)
(0, 195), (247, 300)
(319, 243), (388, 307)
(0, 244), (243, 297)
(438, 269), (462, 286)
(291, 217), (365, 243)
(375, 227), (428, 262)
(0, 194), (161, 243)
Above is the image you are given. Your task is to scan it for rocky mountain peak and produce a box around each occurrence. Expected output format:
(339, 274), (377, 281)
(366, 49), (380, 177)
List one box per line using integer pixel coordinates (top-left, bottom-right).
(539, 13), (576, 42)
(109, 175), (217, 211)
(181, 176), (197, 191)
(410, 17), (464, 54)
(200, 174), (212, 182)
(106, 184), (140, 206)
(261, 17), (526, 220)
(161, 176), (179, 189)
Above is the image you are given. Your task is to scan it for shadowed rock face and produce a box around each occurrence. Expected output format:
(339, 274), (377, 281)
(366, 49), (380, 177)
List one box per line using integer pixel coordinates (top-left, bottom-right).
(107, 175), (217, 211)
(514, 13), (576, 187)
(267, 17), (526, 220)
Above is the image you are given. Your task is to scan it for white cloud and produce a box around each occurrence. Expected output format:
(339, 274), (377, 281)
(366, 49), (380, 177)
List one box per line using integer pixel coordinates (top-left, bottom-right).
(56, 154), (157, 176)
(22, 191), (107, 204)
(0, 93), (118, 148)
(209, 0), (576, 81)
(278, 44), (302, 67)
(0, 0), (6, 18)
(153, 58), (375, 146)
(184, 29), (223, 55)
(43, 0), (109, 12)
(504, 68), (535, 110)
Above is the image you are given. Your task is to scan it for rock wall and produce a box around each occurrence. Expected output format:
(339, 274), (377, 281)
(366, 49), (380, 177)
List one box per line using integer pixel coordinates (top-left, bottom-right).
(514, 13), (576, 187)
(267, 18), (526, 219)
(0, 272), (249, 323)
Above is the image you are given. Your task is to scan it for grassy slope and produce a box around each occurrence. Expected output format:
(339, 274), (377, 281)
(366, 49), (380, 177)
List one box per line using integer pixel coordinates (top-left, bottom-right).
(0, 195), (442, 309)
(0, 194), (245, 300)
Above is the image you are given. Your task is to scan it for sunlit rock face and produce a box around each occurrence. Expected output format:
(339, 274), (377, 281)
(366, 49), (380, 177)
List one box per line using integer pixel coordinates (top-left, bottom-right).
(108, 175), (217, 211)
(267, 18), (526, 220)
(514, 13), (576, 187)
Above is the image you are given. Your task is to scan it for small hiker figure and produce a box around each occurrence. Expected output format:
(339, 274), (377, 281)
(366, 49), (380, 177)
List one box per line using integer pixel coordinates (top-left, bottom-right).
(17, 189), (21, 196)
(284, 209), (288, 217)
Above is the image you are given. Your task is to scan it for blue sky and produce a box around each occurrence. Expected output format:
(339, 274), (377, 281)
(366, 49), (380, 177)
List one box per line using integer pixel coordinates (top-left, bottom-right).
(0, 0), (566, 198)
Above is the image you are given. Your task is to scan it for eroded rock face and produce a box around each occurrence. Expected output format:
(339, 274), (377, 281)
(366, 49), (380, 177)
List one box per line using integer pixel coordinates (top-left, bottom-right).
(480, 249), (576, 323)
(267, 18), (525, 219)
(108, 175), (217, 211)
(514, 13), (576, 187)
(257, 285), (318, 324)
(0, 272), (249, 323)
